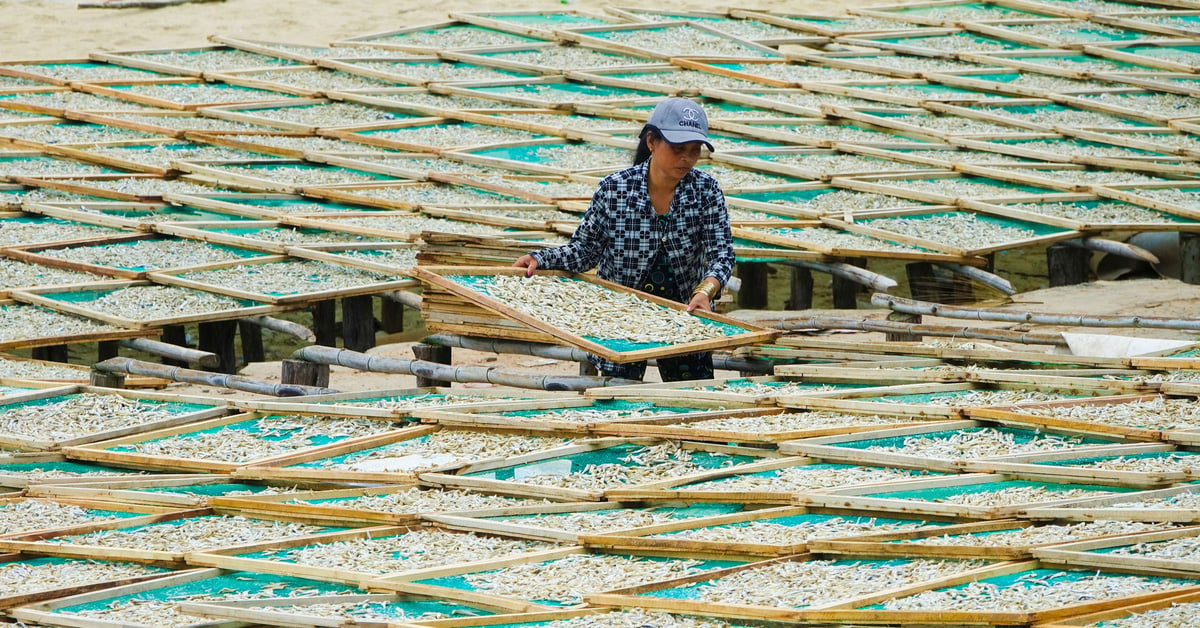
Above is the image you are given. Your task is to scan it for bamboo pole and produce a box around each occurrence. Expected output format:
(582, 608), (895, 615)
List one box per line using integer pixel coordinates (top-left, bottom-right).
(118, 338), (219, 368)
(239, 316), (317, 343)
(771, 316), (1067, 346)
(93, 357), (336, 396)
(1066, 238), (1161, 264)
(292, 345), (641, 391)
(781, 260), (897, 293)
(932, 263), (1015, 296)
(873, 294), (1200, 331)
(421, 334), (778, 375)
(382, 290), (423, 309)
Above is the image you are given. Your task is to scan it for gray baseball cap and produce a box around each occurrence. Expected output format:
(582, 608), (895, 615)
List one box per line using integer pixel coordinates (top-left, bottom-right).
(647, 97), (713, 151)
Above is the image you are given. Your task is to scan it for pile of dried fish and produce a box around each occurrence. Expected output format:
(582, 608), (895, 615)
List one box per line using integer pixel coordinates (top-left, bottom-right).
(239, 69), (391, 91)
(684, 465), (929, 493)
(1109, 535), (1200, 559)
(602, 25), (774, 57)
(321, 429), (571, 472)
(179, 260), (393, 295)
(518, 442), (732, 490)
(124, 50), (292, 72)
(1069, 454), (1200, 473)
(534, 610), (743, 627)
(1109, 491), (1200, 510)
(887, 389), (1068, 407)
(863, 213), (1037, 248)
(0, 219), (114, 247)
(1022, 397), (1200, 431)
(240, 600), (450, 623)
(304, 487), (542, 514)
(39, 238), (250, 270)
(0, 355), (83, 379)
(262, 529), (550, 574)
(924, 485), (1108, 506)
(881, 571), (1190, 611)
(1078, 93), (1200, 119)
(66, 579), (345, 627)
(533, 143), (631, 169)
(904, 521), (1167, 547)
(317, 212), (505, 235)
(484, 275), (730, 344)
(120, 415), (402, 463)
(48, 515), (325, 552)
(211, 164), (385, 187)
(707, 381), (840, 396)
(0, 123), (159, 145)
(369, 124), (536, 148)
(1096, 601), (1200, 627)
(0, 499), (126, 533)
(769, 153), (933, 175)
(378, 27), (528, 49)
(506, 508), (683, 533)
(0, 393), (179, 441)
(0, 559), (163, 597)
(696, 165), (801, 188)
(250, 102), (409, 127)
(82, 285), (246, 321)
(1003, 201), (1171, 224)
(326, 247), (419, 270)
(0, 258), (100, 290)
(694, 558), (987, 607)
(512, 406), (682, 424)
(0, 304), (120, 341)
(658, 517), (930, 545)
(864, 428), (1089, 459)
(465, 553), (708, 604)
(747, 226), (924, 252)
(681, 411), (920, 433)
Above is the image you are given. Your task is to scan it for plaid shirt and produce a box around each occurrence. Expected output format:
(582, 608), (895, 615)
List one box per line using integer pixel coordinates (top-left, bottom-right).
(530, 162), (735, 296)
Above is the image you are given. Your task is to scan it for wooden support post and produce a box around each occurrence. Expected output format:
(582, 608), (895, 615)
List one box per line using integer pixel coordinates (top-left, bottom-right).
(89, 369), (125, 389)
(412, 343), (452, 387)
(97, 340), (119, 362)
(160, 325), (189, 367)
(197, 320), (238, 374)
(785, 266), (813, 311)
(736, 262), (769, 309)
(1047, 243), (1090, 287)
(832, 257), (866, 309)
(341, 295), (377, 352)
(1181, 233), (1200, 286)
(281, 358), (329, 388)
(312, 300), (337, 347)
(380, 297), (405, 334)
(885, 311), (923, 342)
(907, 261), (972, 303)
(238, 320), (265, 364)
(31, 344), (68, 363)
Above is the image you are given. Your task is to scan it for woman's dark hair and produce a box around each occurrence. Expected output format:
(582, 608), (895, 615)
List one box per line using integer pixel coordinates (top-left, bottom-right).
(633, 124), (662, 165)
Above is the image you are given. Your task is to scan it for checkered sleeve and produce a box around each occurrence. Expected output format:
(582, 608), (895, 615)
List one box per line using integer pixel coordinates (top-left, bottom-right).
(700, 176), (736, 289)
(528, 179), (611, 273)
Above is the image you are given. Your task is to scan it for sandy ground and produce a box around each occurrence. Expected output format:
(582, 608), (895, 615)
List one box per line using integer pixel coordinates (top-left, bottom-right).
(0, 0), (889, 60)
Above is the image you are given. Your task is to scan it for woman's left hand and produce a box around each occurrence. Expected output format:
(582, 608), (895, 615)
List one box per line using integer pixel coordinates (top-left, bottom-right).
(686, 292), (712, 313)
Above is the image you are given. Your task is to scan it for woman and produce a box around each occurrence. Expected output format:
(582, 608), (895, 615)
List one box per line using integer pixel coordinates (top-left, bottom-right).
(513, 97), (735, 381)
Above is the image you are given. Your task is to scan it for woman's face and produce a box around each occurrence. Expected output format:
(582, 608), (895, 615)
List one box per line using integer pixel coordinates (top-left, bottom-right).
(648, 135), (703, 182)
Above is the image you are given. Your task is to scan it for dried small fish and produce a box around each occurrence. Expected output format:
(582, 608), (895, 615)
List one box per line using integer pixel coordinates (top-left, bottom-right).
(695, 558), (987, 607)
(81, 285), (247, 321)
(48, 515), (325, 552)
(658, 516), (929, 545)
(0, 392), (180, 441)
(262, 528), (551, 574)
(465, 554), (709, 604)
(882, 571), (1190, 611)
(905, 521), (1168, 547)
(484, 275), (731, 344)
(864, 427), (1088, 459)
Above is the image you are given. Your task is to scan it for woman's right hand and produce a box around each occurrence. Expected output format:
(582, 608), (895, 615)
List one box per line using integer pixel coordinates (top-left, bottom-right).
(513, 254), (539, 276)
